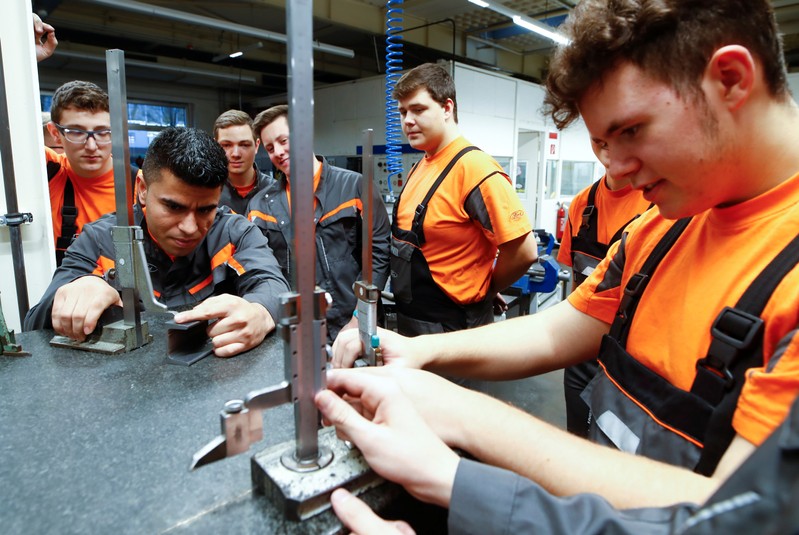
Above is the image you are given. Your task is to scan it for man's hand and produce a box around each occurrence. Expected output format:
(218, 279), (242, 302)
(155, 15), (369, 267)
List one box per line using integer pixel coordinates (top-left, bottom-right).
(316, 369), (460, 507)
(32, 13), (57, 62)
(330, 488), (415, 535)
(174, 295), (275, 358)
(331, 326), (418, 369)
(51, 276), (122, 341)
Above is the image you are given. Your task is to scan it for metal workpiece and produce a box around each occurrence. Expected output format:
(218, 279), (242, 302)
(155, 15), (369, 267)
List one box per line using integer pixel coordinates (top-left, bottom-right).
(252, 428), (383, 521)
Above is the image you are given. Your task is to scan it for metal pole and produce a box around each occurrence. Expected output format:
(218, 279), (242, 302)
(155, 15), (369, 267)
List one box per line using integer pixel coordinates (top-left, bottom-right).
(0, 39), (31, 324)
(106, 49), (143, 345)
(361, 129), (374, 282)
(287, 0), (321, 463)
(106, 49), (133, 227)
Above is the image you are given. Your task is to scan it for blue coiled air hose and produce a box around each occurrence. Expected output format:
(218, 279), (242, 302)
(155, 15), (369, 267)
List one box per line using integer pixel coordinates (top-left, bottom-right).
(384, 0), (404, 202)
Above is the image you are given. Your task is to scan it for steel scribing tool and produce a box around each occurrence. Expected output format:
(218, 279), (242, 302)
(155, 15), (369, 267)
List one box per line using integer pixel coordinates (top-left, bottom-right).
(189, 0), (382, 522)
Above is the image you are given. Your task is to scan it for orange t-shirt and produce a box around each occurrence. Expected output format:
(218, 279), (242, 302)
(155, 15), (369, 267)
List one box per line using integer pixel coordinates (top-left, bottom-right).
(557, 176), (651, 267)
(569, 170), (799, 446)
(395, 136), (532, 304)
(46, 147), (116, 245)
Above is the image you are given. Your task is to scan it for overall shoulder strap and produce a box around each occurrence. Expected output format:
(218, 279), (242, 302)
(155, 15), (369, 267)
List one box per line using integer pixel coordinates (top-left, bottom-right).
(693, 231), (799, 475)
(576, 180), (602, 242)
(411, 145), (479, 245)
(609, 217), (692, 345)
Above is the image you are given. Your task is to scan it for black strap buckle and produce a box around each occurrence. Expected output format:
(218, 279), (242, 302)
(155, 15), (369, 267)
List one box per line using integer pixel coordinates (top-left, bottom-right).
(61, 205), (79, 228)
(697, 306), (764, 382)
(623, 272), (649, 298)
(579, 205), (595, 229)
(711, 306), (764, 352)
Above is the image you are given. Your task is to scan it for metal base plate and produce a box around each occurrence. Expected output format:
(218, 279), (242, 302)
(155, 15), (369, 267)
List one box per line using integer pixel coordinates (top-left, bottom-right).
(251, 428), (383, 521)
(50, 319), (152, 355)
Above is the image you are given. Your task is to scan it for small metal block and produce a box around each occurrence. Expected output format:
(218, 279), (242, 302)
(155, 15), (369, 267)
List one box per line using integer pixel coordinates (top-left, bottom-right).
(251, 428), (383, 521)
(49, 319), (153, 355)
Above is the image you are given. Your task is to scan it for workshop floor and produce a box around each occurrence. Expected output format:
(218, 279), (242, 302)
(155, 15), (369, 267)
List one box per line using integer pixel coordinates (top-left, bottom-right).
(478, 369), (567, 430)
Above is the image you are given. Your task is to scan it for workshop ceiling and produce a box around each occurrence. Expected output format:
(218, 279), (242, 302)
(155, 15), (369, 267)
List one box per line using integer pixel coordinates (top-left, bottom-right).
(32, 0), (799, 104)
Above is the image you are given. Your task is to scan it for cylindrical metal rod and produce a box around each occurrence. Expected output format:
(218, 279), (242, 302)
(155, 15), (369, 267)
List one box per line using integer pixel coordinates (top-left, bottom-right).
(0, 39), (31, 323)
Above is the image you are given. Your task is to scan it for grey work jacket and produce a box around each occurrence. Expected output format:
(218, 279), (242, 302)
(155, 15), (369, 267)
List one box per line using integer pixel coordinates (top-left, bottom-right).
(25, 204), (289, 330)
(246, 156), (391, 341)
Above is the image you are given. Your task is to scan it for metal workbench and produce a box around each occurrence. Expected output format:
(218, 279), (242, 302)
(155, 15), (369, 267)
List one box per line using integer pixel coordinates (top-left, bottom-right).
(0, 318), (443, 534)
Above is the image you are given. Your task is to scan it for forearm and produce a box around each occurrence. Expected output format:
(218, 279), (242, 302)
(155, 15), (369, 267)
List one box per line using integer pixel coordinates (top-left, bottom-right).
(452, 390), (719, 509)
(411, 301), (606, 380)
(490, 233), (538, 294)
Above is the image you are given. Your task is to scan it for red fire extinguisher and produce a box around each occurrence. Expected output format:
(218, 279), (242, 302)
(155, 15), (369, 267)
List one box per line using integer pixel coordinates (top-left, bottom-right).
(556, 202), (567, 241)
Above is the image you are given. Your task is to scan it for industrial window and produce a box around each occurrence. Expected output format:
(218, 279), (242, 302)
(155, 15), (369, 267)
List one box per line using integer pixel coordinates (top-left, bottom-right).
(560, 161), (598, 196)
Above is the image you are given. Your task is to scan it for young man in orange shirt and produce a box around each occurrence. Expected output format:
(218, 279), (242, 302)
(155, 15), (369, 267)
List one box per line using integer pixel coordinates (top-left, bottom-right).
(212, 109), (270, 215)
(35, 15), (116, 265)
(330, 0), (799, 526)
(378, 63), (537, 336)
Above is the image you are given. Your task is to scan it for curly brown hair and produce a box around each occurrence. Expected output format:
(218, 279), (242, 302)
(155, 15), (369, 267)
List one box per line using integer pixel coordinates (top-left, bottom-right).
(544, 0), (788, 129)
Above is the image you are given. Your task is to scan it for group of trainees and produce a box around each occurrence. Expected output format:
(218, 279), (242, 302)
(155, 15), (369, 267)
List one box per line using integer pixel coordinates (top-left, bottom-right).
(30, 12), (537, 351)
(29, 1), (799, 533)
(324, 0), (799, 533)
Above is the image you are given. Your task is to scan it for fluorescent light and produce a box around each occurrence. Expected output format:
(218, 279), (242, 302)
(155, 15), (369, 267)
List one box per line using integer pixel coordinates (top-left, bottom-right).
(229, 51), (244, 58)
(512, 15), (570, 45)
(468, 0), (490, 7)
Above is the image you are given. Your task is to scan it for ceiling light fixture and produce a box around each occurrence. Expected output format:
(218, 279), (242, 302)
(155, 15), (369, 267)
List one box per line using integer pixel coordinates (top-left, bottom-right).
(512, 15), (570, 45)
(466, 0), (570, 46)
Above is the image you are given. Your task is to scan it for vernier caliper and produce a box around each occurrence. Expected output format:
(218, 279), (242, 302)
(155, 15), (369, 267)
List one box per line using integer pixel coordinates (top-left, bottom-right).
(188, 2), (382, 520)
(353, 129), (382, 367)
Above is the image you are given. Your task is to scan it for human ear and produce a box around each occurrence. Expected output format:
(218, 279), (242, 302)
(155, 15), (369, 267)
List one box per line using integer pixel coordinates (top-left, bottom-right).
(704, 45), (755, 111)
(136, 174), (148, 206)
(46, 122), (61, 140)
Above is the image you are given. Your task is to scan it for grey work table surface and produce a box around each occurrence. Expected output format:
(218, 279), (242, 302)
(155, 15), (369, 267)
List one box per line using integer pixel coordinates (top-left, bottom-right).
(0, 320), (410, 534)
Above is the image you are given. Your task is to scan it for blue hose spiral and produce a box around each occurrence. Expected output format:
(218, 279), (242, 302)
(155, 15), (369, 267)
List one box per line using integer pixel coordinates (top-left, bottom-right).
(385, 0), (404, 200)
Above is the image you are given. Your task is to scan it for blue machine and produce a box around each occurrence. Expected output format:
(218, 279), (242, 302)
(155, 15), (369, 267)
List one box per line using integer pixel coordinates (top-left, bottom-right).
(505, 230), (563, 316)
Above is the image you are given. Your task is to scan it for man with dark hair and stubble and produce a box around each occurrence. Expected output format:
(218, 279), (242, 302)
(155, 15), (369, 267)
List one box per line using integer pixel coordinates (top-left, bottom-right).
(327, 0), (799, 532)
(213, 109), (271, 215)
(25, 127), (290, 358)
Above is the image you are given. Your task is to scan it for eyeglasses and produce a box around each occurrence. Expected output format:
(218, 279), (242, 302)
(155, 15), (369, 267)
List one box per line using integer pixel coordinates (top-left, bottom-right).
(54, 123), (113, 145)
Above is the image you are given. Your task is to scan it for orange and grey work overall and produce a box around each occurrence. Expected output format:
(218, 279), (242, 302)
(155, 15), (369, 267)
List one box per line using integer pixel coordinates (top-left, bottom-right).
(389, 146), (493, 337)
(582, 217), (799, 475)
(565, 181), (651, 437)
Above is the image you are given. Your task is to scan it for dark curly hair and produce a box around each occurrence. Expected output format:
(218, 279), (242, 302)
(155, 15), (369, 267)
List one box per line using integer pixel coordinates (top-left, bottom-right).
(545, 0), (788, 129)
(141, 127), (228, 188)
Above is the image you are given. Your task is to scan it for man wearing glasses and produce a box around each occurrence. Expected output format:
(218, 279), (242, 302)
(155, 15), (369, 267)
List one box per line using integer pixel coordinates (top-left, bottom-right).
(44, 80), (116, 266)
(34, 14), (117, 265)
